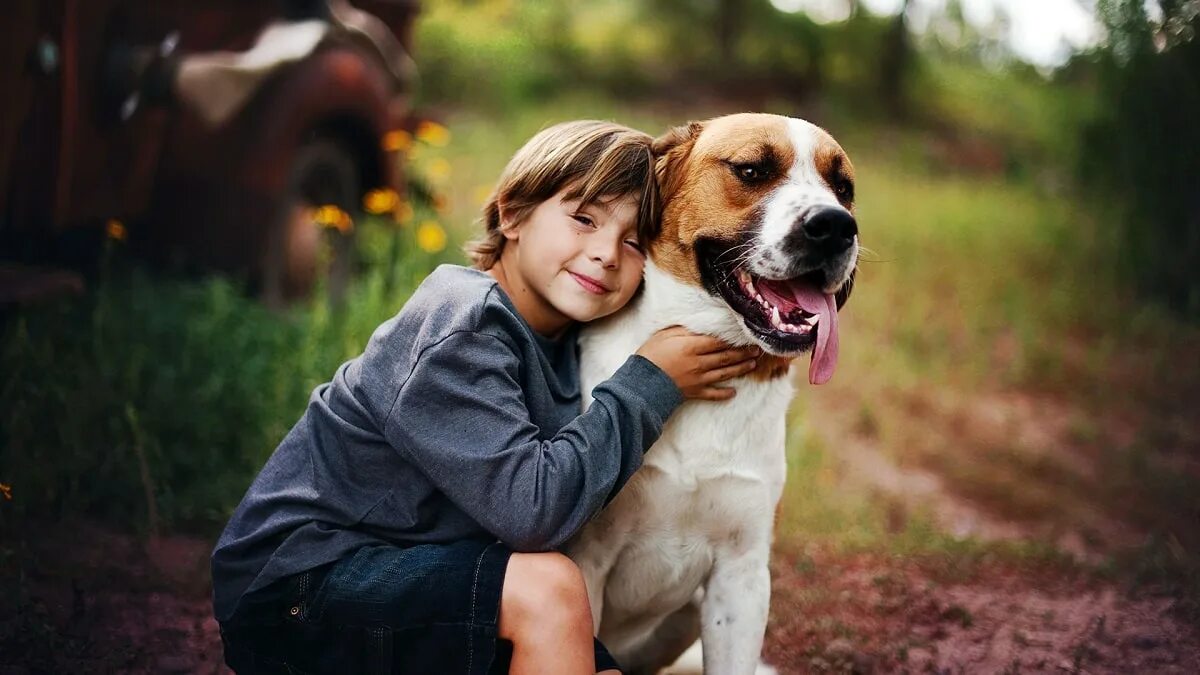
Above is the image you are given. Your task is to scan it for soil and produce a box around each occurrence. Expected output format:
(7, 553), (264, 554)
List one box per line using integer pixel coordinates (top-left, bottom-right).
(764, 550), (1200, 673)
(2, 519), (1197, 674)
(0, 522), (226, 674)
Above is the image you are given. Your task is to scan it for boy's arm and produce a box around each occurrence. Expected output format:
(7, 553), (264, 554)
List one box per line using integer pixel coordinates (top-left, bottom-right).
(382, 330), (682, 552)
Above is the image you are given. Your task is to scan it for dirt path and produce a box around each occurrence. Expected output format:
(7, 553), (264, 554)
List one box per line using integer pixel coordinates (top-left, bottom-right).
(3, 521), (1197, 674)
(764, 550), (1199, 673)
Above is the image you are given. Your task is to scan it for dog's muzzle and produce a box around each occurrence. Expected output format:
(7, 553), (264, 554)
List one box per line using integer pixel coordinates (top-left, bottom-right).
(777, 206), (858, 287)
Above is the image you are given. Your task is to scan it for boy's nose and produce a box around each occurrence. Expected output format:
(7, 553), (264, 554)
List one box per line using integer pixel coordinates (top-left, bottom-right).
(589, 240), (620, 268)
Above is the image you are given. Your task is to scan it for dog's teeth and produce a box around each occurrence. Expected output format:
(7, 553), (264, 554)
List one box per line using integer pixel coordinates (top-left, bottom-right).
(770, 306), (781, 327)
(806, 314), (819, 326)
(797, 323), (812, 334)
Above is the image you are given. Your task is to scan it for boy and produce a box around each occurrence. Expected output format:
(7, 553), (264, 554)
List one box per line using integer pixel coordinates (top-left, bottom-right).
(212, 120), (760, 674)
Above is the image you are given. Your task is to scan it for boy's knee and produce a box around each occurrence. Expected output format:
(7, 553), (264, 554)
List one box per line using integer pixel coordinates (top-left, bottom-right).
(510, 552), (588, 607)
(501, 552), (591, 636)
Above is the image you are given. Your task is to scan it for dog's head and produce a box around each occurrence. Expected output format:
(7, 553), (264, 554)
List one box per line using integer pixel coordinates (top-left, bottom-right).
(650, 113), (858, 384)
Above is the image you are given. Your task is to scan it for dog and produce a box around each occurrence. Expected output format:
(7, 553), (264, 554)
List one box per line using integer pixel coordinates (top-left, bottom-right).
(567, 113), (858, 675)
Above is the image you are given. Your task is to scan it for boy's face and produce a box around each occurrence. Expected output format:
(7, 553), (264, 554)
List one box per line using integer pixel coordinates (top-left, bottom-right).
(497, 188), (645, 337)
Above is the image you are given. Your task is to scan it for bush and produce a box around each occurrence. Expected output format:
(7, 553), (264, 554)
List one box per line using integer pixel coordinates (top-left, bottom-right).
(0, 219), (455, 535)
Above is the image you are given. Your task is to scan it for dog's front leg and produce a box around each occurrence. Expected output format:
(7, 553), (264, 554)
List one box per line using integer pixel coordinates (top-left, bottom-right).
(700, 544), (771, 675)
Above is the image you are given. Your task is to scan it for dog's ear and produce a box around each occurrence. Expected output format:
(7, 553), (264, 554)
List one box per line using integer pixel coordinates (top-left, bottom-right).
(652, 121), (702, 156)
(653, 121), (703, 201)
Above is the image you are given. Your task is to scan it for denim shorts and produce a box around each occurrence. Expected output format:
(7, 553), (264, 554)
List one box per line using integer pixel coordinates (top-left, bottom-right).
(218, 539), (619, 674)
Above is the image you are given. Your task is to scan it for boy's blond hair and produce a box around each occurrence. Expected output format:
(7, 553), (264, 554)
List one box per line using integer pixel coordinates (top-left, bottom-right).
(466, 120), (660, 270)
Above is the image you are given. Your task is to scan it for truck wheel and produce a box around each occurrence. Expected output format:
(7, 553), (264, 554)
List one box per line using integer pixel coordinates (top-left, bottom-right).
(261, 138), (359, 308)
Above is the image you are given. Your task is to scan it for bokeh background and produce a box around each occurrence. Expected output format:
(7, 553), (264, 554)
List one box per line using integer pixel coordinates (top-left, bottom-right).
(2, 0), (1199, 672)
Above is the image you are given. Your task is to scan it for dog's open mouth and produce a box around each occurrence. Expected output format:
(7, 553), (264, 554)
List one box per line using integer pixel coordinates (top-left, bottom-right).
(699, 241), (840, 384)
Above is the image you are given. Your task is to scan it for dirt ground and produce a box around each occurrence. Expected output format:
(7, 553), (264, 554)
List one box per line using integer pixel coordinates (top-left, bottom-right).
(2, 520), (1197, 674)
(764, 549), (1200, 673)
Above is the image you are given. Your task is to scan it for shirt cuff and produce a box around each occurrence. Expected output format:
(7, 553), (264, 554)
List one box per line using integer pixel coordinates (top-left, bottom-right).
(608, 354), (684, 425)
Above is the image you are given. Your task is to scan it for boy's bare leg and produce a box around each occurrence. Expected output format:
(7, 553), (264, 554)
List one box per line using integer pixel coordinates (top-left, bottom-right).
(500, 552), (597, 674)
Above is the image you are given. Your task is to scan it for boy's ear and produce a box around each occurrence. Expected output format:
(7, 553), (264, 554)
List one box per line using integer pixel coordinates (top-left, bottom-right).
(496, 200), (520, 241)
(653, 121), (703, 202)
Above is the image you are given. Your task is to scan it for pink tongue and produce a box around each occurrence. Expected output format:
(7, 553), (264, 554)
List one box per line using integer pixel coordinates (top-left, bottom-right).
(785, 282), (840, 385)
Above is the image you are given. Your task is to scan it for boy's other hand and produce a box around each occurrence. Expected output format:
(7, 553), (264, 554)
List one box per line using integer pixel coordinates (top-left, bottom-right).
(636, 326), (761, 401)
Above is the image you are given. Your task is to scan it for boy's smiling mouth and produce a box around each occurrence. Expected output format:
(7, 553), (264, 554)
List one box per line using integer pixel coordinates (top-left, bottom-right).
(569, 271), (611, 294)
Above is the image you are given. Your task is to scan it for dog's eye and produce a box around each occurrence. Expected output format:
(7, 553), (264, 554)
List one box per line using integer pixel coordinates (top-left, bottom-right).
(834, 180), (854, 201)
(733, 164), (768, 183)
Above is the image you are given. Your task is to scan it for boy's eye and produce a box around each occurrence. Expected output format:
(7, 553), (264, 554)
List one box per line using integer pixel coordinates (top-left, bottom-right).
(572, 214), (595, 228)
(624, 240), (645, 256)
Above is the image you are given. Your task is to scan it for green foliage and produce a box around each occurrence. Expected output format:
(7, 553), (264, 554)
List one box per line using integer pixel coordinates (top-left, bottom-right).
(1080, 1), (1200, 318)
(0, 220), (456, 534)
(415, 0), (582, 109)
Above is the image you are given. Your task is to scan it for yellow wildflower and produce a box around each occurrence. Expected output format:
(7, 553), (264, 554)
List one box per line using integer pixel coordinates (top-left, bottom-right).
(415, 121), (451, 147)
(382, 129), (412, 153)
(363, 188), (400, 215)
(416, 220), (447, 253)
(106, 219), (127, 241)
(313, 205), (353, 233)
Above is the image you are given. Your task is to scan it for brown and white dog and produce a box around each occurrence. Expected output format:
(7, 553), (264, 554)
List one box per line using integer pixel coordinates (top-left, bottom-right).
(567, 113), (858, 674)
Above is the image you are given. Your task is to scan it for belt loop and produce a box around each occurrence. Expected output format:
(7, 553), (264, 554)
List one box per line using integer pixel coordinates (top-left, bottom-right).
(367, 626), (393, 675)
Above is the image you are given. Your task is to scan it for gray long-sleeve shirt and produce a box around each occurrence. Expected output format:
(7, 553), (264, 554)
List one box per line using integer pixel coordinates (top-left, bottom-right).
(211, 265), (682, 622)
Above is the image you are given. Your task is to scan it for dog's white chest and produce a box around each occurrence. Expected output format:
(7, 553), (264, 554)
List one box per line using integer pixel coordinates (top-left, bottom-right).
(571, 291), (792, 642)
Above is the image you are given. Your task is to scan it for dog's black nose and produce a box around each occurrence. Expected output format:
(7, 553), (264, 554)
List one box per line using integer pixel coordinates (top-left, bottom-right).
(801, 207), (857, 254)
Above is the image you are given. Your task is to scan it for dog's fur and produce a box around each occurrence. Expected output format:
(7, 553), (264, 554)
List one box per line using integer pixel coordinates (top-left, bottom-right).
(567, 113), (858, 675)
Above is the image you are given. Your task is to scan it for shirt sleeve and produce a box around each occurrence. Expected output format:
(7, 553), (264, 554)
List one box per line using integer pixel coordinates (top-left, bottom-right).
(382, 330), (683, 551)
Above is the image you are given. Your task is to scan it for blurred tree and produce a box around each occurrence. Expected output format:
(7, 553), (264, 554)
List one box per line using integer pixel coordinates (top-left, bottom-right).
(880, 0), (913, 116)
(633, 0), (744, 77)
(716, 0), (744, 66)
(417, 0), (912, 117)
(1082, 0), (1200, 318)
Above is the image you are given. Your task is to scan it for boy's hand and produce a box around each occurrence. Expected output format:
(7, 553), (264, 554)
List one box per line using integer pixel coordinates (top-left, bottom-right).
(635, 326), (761, 401)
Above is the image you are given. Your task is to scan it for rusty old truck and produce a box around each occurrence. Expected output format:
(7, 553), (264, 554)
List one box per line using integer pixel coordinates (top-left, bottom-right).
(0, 0), (420, 305)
